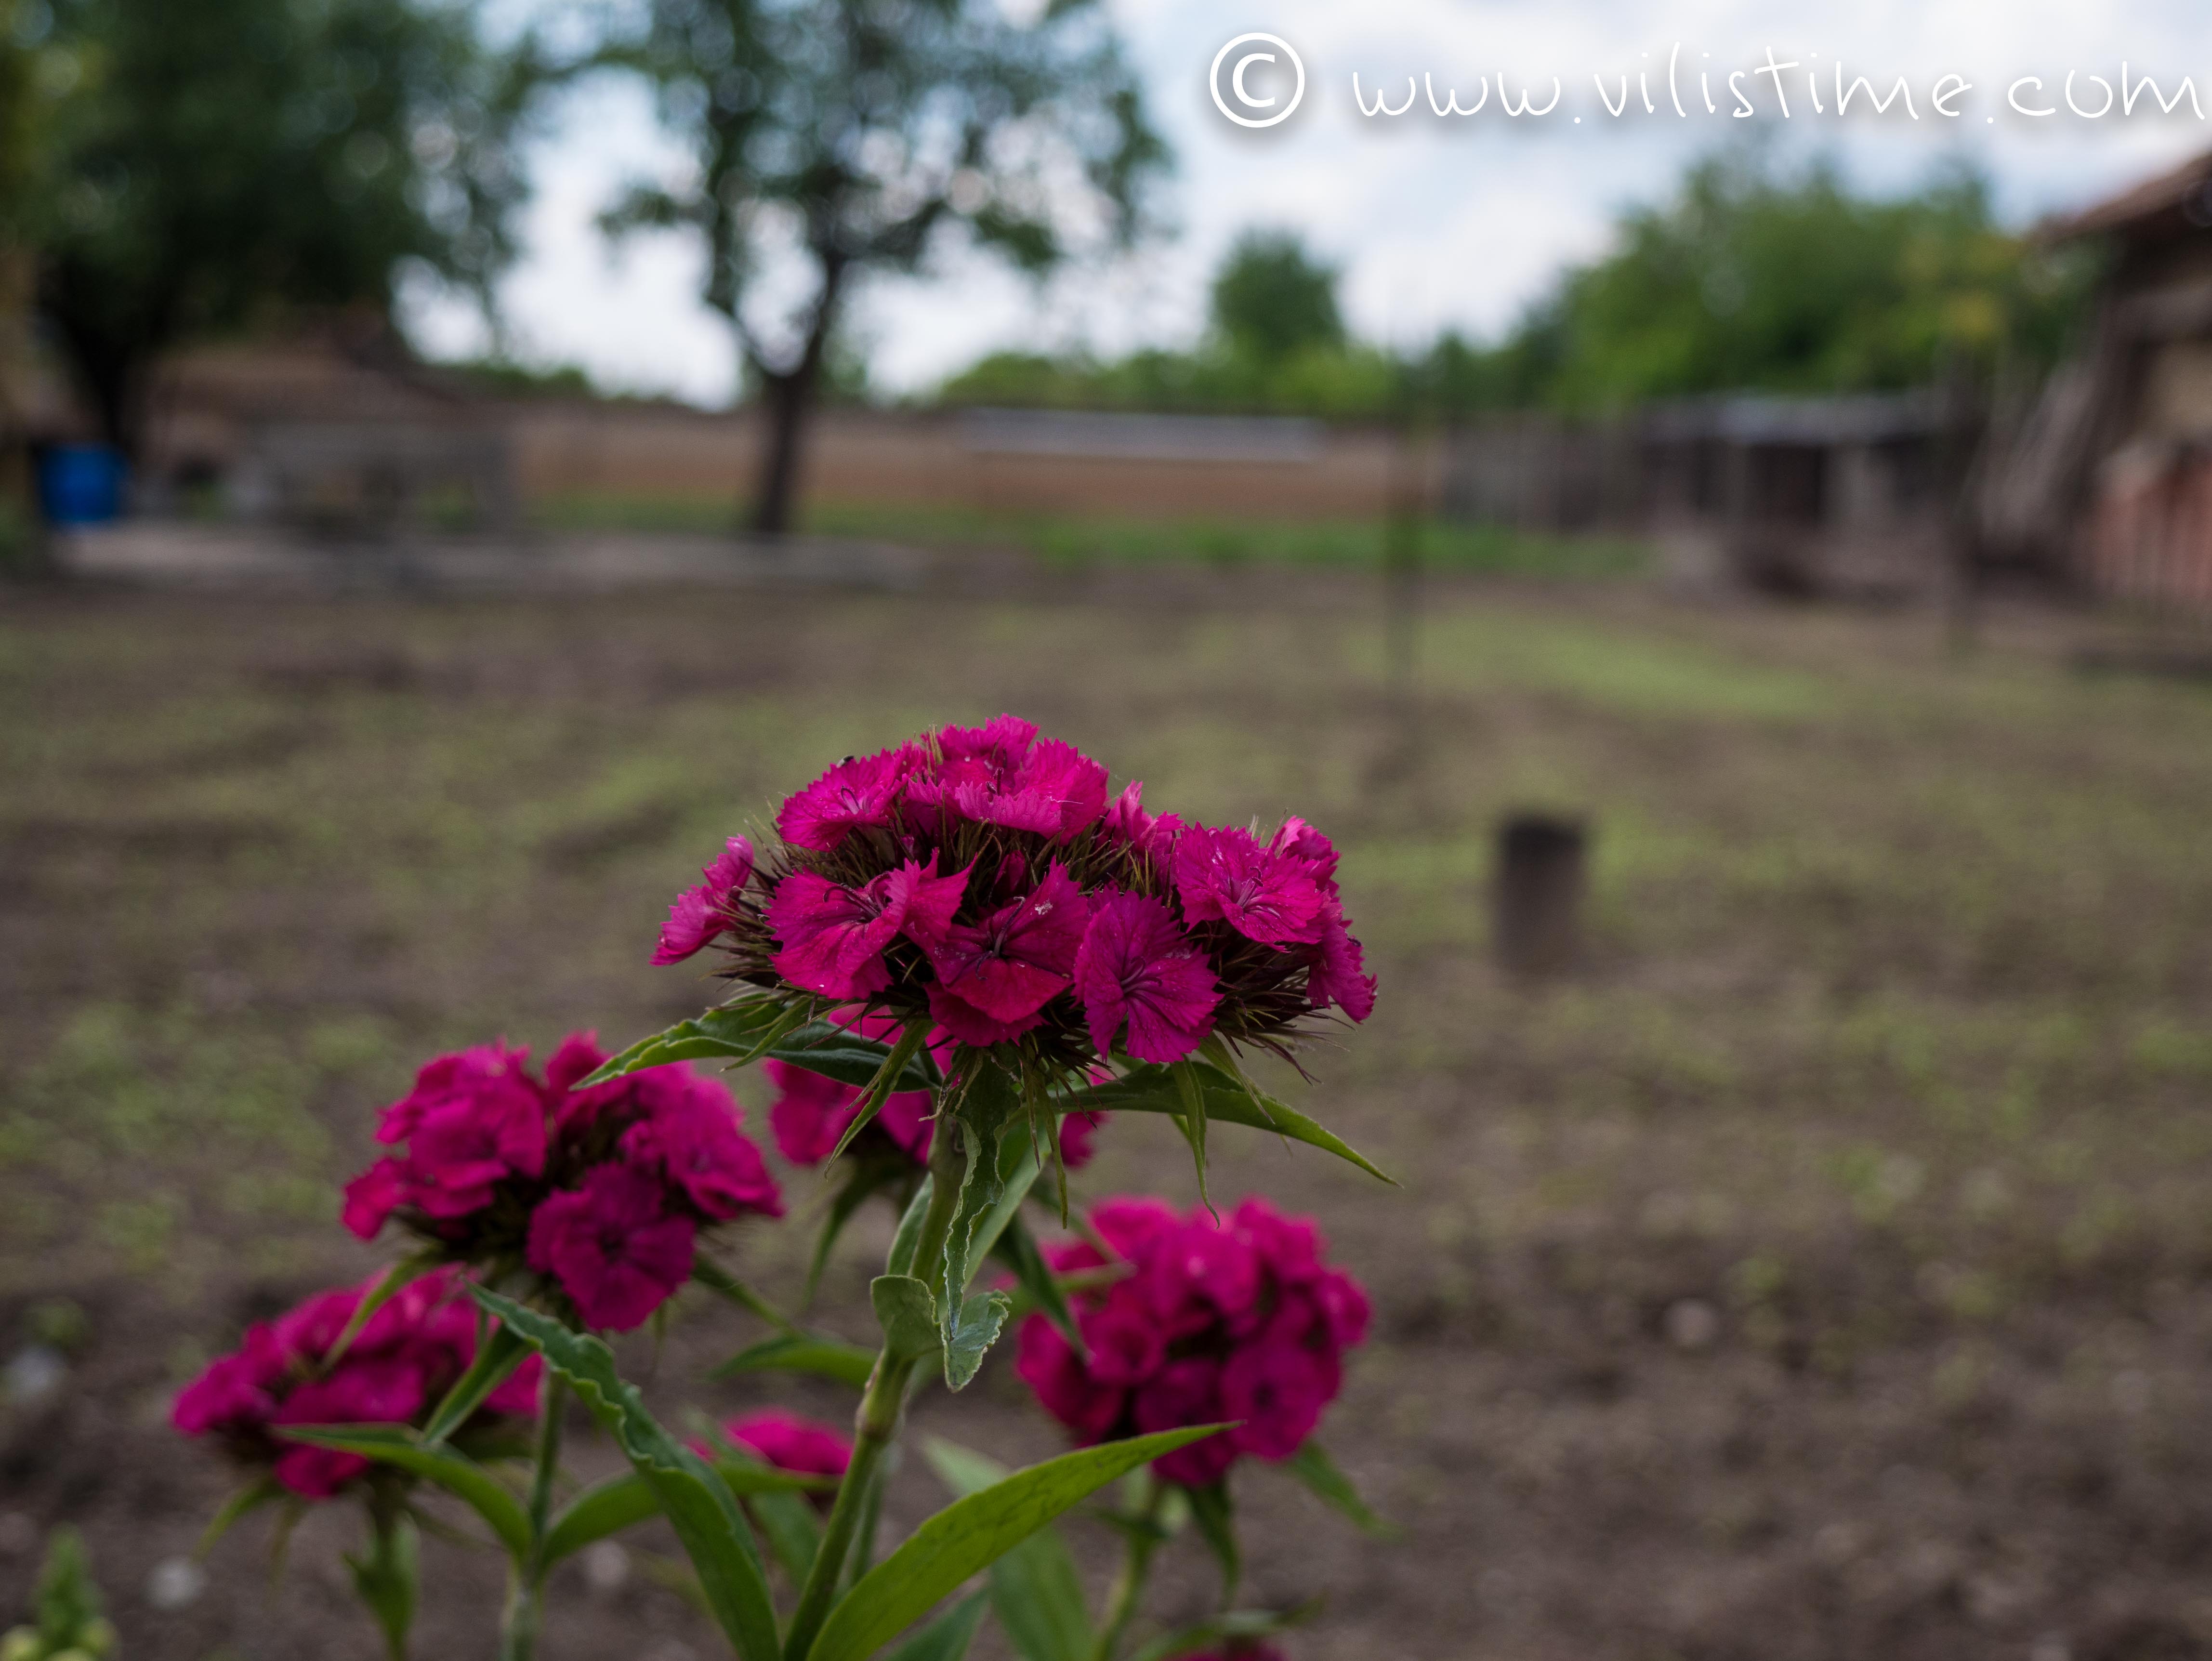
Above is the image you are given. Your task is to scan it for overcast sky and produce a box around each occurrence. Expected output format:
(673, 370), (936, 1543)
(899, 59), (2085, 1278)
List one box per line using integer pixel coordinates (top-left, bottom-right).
(405, 0), (2212, 404)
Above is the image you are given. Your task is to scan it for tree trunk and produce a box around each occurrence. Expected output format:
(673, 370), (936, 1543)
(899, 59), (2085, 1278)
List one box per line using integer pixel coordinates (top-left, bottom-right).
(750, 367), (811, 538)
(744, 256), (845, 540)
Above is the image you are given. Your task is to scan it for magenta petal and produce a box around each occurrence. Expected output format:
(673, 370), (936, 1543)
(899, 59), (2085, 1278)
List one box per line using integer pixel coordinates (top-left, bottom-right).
(1073, 890), (1219, 1064)
(768, 870), (904, 999)
(777, 750), (913, 851)
(1173, 824), (1326, 948)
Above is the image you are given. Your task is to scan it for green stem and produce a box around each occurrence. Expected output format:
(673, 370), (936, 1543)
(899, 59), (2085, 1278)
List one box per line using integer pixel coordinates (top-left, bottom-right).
(782, 1128), (966, 1661)
(499, 1371), (566, 1661)
(1093, 1477), (1165, 1661)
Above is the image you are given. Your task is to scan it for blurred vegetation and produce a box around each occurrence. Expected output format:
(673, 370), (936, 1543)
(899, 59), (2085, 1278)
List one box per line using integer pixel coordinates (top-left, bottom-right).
(936, 149), (2100, 420)
(17, 0), (561, 457)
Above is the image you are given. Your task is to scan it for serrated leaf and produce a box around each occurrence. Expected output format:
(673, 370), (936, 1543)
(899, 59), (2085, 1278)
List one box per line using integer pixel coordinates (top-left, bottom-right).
(936, 1066), (1020, 1358)
(1122, 1602), (1319, 1661)
(988, 1210), (1083, 1357)
(1283, 1441), (1397, 1536)
(584, 1000), (808, 1086)
(870, 1275), (939, 1364)
(543, 1472), (662, 1566)
(962, 1128), (1044, 1287)
(922, 1441), (1091, 1661)
(467, 1288), (780, 1661)
(712, 1331), (879, 1391)
(882, 1591), (989, 1661)
(943, 1291), (1011, 1392)
(802, 1424), (1230, 1661)
(274, 1426), (531, 1560)
(1182, 1481), (1239, 1607)
(1059, 1064), (1393, 1185)
(419, 1320), (531, 1447)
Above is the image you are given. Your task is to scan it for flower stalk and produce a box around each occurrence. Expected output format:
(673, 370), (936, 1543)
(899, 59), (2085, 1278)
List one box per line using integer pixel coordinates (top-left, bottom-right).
(498, 1371), (566, 1661)
(781, 1126), (966, 1661)
(1093, 1474), (1165, 1661)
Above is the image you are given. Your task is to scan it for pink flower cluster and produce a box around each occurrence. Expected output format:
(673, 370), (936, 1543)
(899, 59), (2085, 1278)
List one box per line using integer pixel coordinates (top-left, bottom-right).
(654, 716), (1372, 1077)
(342, 1034), (782, 1331)
(1015, 1196), (1370, 1489)
(172, 1268), (542, 1499)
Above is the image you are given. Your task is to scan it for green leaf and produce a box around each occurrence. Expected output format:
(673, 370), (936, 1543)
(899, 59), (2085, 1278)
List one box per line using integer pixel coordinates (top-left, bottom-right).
(321, 1250), (441, 1370)
(935, 1066), (1021, 1366)
(711, 1461), (843, 1500)
(922, 1441), (1091, 1661)
(882, 1591), (989, 1661)
(808, 1164), (908, 1307)
(584, 1000), (809, 1086)
(1283, 1441), (1396, 1536)
(345, 1510), (418, 1661)
(885, 1177), (935, 1277)
(825, 1022), (938, 1165)
(468, 1288), (781, 1661)
(989, 1211), (1083, 1358)
(943, 1292), (1011, 1392)
(770, 1020), (938, 1094)
(750, 1488), (824, 1585)
(198, 1476), (286, 1557)
(693, 1257), (803, 1334)
(274, 1426), (531, 1560)
(419, 1320), (531, 1448)
(870, 1275), (939, 1364)
(1182, 1481), (1239, 1606)
(1060, 1064), (1393, 1185)
(1170, 1061), (1211, 1210)
(962, 1128), (1045, 1285)
(1123, 1603), (1319, 1661)
(712, 1331), (879, 1391)
(543, 1472), (662, 1566)
(803, 1424), (1231, 1661)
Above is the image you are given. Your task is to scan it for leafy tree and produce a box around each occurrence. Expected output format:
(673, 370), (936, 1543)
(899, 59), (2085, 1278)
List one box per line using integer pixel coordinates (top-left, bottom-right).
(605, 0), (1168, 536)
(1517, 148), (2095, 414)
(29, 0), (552, 459)
(1209, 228), (1343, 364)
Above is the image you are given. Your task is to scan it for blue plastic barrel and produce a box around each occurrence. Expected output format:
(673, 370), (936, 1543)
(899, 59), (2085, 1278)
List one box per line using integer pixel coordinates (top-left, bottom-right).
(38, 444), (126, 525)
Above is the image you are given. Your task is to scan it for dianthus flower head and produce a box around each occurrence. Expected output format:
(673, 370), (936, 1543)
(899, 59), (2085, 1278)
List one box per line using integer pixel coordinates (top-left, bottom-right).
(653, 716), (1373, 1108)
(1014, 1195), (1368, 1489)
(343, 1033), (780, 1332)
(172, 1267), (540, 1500)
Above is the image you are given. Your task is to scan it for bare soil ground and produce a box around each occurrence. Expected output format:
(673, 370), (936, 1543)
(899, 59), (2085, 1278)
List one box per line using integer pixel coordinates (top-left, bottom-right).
(4, 563), (2212, 1661)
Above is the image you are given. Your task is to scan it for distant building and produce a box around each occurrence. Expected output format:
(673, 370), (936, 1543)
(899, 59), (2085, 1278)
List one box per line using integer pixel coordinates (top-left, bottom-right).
(1979, 147), (2212, 610)
(1441, 391), (1962, 599)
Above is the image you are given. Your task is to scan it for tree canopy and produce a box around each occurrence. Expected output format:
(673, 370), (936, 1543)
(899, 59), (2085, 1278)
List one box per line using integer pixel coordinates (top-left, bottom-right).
(935, 150), (2095, 422)
(604, 0), (1168, 532)
(26, 0), (550, 453)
